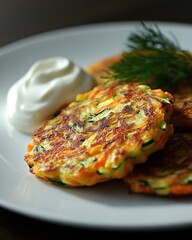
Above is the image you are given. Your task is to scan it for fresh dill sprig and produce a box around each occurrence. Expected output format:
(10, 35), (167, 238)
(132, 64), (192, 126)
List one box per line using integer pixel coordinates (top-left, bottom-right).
(108, 22), (192, 91)
(128, 22), (180, 51)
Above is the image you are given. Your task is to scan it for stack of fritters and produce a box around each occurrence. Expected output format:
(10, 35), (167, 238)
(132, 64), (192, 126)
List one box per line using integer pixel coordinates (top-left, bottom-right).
(87, 55), (192, 195)
(25, 81), (173, 187)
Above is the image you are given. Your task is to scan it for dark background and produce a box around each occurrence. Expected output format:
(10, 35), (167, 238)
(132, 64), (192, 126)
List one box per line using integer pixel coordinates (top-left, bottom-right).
(1, 0), (192, 239)
(1, 0), (192, 47)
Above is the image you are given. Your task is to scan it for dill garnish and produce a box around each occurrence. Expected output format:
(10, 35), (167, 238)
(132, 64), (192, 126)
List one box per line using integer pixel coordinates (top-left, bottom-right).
(127, 22), (180, 51)
(109, 23), (192, 91)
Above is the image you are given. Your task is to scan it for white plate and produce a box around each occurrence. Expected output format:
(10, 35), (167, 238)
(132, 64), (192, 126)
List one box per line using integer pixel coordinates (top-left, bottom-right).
(1, 21), (192, 230)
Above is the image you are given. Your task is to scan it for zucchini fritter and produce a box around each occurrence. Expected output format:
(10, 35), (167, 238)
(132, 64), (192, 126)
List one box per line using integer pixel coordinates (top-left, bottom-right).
(124, 133), (192, 196)
(172, 80), (192, 132)
(25, 81), (173, 187)
(172, 94), (192, 132)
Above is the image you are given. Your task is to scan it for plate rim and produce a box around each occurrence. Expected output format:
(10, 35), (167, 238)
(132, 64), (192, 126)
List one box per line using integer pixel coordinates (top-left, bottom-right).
(1, 20), (192, 55)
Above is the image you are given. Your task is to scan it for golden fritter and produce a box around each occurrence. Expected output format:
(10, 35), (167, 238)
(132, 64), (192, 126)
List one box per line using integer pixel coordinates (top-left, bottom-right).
(25, 81), (173, 187)
(124, 133), (192, 196)
(171, 80), (192, 132)
(86, 54), (122, 85)
(172, 94), (192, 132)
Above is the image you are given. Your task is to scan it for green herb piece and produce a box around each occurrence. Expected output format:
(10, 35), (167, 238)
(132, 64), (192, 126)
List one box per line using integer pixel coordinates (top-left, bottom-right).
(79, 157), (97, 166)
(127, 22), (180, 51)
(33, 145), (44, 153)
(187, 179), (192, 184)
(160, 121), (167, 131)
(48, 178), (66, 186)
(138, 180), (149, 187)
(142, 139), (154, 147)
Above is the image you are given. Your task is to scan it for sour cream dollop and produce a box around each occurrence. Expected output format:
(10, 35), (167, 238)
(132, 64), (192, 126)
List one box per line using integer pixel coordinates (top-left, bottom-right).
(6, 57), (94, 134)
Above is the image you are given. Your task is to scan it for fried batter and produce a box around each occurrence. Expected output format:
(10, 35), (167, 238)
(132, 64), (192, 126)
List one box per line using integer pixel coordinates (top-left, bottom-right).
(25, 82), (173, 187)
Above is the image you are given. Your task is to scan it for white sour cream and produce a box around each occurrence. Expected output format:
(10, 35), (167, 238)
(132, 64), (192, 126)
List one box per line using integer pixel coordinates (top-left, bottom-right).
(6, 57), (94, 134)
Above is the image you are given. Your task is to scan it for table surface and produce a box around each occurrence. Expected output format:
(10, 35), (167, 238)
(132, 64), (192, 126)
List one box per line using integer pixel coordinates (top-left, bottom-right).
(1, 0), (192, 238)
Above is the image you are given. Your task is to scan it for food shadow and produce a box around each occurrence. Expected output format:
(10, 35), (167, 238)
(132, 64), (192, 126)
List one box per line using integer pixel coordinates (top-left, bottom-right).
(50, 179), (192, 208)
